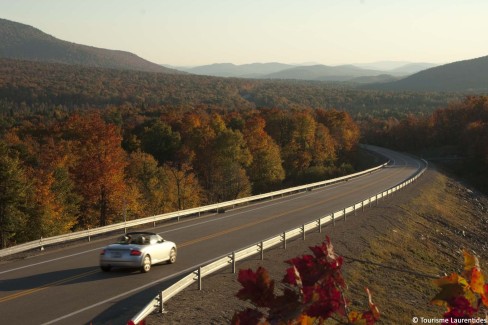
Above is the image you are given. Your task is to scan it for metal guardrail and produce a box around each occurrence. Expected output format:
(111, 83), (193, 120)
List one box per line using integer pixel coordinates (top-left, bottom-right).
(0, 162), (388, 258)
(127, 160), (428, 325)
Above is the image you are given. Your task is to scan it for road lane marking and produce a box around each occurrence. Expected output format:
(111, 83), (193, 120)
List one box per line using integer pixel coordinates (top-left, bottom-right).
(179, 165), (409, 248)
(0, 269), (99, 303)
(0, 248), (102, 276)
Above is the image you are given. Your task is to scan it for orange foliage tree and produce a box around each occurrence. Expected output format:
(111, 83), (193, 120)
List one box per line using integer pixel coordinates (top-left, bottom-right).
(65, 112), (128, 228)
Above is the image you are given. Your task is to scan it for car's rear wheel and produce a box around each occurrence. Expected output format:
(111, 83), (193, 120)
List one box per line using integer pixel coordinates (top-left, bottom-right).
(169, 248), (177, 264)
(100, 265), (111, 272)
(141, 255), (151, 273)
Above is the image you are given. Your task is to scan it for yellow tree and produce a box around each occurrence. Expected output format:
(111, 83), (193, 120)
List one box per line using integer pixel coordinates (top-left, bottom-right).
(163, 162), (203, 211)
(312, 123), (337, 167)
(280, 110), (317, 177)
(243, 115), (285, 193)
(126, 150), (172, 216)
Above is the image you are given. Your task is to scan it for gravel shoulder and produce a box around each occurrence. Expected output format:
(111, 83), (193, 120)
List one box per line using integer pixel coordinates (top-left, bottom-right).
(147, 166), (488, 324)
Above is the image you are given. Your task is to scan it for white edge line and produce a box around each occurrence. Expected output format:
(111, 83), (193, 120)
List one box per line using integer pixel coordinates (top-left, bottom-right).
(40, 266), (197, 325)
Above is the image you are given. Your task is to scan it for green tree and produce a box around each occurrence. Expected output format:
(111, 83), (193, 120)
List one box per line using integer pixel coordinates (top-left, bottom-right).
(0, 142), (30, 248)
(140, 120), (181, 164)
(206, 128), (252, 202)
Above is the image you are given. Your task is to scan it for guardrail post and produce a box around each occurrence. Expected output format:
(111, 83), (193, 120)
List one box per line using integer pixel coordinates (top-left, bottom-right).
(354, 204), (356, 216)
(158, 291), (164, 314)
(88, 228), (91, 242)
(375, 194), (378, 206)
(260, 242), (264, 260)
(362, 201), (364, 212)
(302, 225), (305, 240)
(40, 237), (44, 251)
(198, 267), (202, 290)
(232, 252), (236, 274)
(318, 219), (322, 233)
(332, 212), (335, 226)
(283, 232), (287, 249)
(343, 208), (346, 221)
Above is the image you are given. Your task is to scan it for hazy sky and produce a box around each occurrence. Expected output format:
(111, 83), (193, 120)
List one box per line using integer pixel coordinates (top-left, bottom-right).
(1, 0), (487, 66)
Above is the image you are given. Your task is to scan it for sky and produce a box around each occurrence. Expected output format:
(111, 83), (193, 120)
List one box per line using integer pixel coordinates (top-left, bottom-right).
(1, 0), (487, 67)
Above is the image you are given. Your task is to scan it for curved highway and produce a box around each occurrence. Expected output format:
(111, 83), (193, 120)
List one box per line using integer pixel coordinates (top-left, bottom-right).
(0, 146), (426, 325)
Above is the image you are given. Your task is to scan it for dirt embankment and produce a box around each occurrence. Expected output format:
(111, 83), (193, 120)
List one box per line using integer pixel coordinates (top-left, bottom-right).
(148, 167), (488, 324)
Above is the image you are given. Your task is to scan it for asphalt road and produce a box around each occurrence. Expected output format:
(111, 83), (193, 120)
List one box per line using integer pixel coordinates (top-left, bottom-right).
(0, 146), (426, 325)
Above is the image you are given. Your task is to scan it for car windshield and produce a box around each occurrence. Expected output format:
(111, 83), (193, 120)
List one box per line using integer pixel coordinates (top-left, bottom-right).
(116, 234), (150, 245)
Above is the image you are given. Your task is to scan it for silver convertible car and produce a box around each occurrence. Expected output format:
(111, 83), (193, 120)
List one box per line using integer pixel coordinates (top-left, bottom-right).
(100, 232), (177, 273)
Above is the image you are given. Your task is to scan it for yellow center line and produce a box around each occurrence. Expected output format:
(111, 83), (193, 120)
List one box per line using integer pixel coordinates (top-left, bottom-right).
(0, 269), (99, 303)
(179, 166), (406, 248)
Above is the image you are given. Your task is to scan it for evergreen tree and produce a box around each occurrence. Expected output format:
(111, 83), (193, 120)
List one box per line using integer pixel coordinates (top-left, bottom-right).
(0, 142), (30, 248)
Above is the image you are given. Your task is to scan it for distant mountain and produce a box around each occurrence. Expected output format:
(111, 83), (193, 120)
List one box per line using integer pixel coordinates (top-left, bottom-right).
(372, 55), (488, 92)
(175, 62), (295, 77)
(389, 63), (438, 75)
(354, 61), (437, 73)
(172, 62), (432, 82)
(0, 18), (182, 74)
(261, 64), (386, 81)
(348, 74), (400, 84)
(354, 61), (413, 71)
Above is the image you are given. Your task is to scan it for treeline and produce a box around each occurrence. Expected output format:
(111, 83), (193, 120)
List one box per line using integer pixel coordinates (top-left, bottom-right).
(362, 96), (488, 192)
(0, 107), (360, 248)
(0, 58), (462, 128)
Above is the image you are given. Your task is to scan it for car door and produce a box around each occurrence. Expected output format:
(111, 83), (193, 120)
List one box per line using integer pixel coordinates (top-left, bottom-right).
(149, 235), (170, 263)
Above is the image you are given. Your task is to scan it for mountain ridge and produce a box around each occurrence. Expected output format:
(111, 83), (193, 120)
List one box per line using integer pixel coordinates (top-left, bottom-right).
(171, 61), (436, 82)
(0, 18), (182, 74)
(371, 55), (488, 92)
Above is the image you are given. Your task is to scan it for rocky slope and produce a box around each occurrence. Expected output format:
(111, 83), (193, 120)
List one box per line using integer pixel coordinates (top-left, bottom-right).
(147, 167), (488, 324)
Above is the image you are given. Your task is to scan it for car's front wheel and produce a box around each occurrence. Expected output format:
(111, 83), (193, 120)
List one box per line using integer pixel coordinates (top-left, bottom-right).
(169, 248), (177, 264)
(141, 255), (151, 273)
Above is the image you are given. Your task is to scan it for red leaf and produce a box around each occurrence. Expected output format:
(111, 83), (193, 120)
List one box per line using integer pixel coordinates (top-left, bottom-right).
(236, 267), (275, 307)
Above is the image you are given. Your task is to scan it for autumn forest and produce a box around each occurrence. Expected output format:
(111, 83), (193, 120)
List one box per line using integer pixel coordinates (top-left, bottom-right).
(0, 59), (486, 248)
